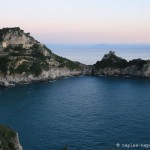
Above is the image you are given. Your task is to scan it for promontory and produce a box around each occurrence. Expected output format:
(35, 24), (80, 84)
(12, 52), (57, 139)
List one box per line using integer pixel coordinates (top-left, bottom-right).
(0, 27), (150, 87)
(0, 27), (91, 87)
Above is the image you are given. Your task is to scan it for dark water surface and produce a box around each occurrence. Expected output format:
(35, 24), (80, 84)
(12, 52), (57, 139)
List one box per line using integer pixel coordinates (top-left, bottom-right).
(0, 76), (150, 150)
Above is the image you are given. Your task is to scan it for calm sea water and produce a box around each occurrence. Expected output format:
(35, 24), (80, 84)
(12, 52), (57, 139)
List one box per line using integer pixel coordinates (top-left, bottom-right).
(0, 76), (150, 150)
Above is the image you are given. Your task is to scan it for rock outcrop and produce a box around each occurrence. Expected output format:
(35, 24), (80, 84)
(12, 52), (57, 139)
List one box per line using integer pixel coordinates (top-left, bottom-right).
(0, 27), (150, 87)
(0, 125), (22, 150)
(0, 27), (36, 49)
(0, 27), (91, 87)
(93, 51), (150, 78)
(0, 67), (91, 87)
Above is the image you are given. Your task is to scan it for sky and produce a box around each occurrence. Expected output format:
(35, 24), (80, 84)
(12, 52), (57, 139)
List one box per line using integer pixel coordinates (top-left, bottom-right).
(0, 0), (150, 45)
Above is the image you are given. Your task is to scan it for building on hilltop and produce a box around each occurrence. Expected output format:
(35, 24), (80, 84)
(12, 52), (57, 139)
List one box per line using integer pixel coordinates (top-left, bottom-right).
(2, 41), (7, 48)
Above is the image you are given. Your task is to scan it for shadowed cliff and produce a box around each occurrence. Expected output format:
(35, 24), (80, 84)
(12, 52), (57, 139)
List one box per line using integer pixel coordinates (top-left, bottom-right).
(93, 51), (150, 77)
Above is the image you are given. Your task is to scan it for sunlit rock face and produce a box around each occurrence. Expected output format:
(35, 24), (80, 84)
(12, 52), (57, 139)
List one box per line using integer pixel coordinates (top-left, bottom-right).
(0, 28), (150, 87)
(0, 27), (36, 49)
(0, 27), (91, 87)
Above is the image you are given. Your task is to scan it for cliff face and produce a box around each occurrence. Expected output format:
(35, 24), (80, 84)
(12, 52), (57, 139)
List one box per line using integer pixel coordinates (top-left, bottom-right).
(93, 51), (150, 78)
(0, 67), (91, 87)
(0, 27), (150, 87)
(0, 27), (91, 86)
(0, 125), (22, 150)
(0, 27), (36, 49)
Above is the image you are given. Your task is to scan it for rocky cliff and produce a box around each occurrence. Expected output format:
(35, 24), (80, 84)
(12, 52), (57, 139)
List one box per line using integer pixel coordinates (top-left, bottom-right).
(0, 27), (91, 87)
(93, 51), (150, 78)
(0, 27), (150, 87)
(0, 125), (22, 150)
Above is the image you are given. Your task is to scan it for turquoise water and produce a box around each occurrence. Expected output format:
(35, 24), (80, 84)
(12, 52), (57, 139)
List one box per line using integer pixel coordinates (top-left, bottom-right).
(0, 76), (150, 149)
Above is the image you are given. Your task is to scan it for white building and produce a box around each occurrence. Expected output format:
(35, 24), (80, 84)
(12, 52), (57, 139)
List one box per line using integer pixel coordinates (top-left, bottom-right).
(2, 42), (7, 48)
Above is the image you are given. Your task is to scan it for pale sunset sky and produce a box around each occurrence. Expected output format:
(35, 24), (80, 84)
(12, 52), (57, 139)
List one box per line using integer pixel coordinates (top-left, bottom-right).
(0, 0), (150, 44)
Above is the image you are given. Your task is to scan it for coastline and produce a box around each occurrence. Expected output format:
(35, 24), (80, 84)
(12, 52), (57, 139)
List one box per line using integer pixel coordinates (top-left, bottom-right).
(0, 67), (91, 87)
(1, 73), (150, 88)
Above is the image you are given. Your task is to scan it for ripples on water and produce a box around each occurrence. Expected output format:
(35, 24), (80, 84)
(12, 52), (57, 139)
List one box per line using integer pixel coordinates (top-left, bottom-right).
(0, 76), (150, 150)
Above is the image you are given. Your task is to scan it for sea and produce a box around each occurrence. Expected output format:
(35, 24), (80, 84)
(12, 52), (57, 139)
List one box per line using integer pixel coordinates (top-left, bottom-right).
(0, 45), (150, 150)
(1, 76), (150, 150)
(47, 44), (150, 65)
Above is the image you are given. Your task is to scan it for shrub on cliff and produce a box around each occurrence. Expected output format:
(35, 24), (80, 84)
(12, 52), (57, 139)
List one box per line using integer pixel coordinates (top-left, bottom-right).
(54, 55), (80, 70)
(0, 56), (10, 74)
(128, 59), (147, 69)
(29, 59), (49, 76)
(16, 63), (29, 74)
(94, 58), (128, 69)
(0, 125), (22, 150)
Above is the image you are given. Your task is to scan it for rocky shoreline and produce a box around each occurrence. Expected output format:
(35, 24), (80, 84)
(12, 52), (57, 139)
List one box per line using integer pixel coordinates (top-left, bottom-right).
(92, 51), (150, 78)
(0, 28), (150, 87)
(0, 125), (22, 150)
(0, 66), (91, 87)
(0, 27), (91, 87)
(1, 51), (150, 87)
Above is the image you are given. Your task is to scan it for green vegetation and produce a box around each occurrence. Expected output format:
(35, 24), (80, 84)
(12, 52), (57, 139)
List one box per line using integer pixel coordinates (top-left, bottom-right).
(4, 45), (27, 56)
(65, 60), (81, 70)
(54, 55), (81, 70)
(0, 56), (10, 74)
(43, 45), (52, 53)
(30, 61), (42, 76)
(15, 62), (29, 74)
(0, 27), (84, 77)
(94, 51), (149, 71)
(0, 27), (20, 42)
(31, 44), (52, 59)
(30, 59), (49, 76)
(31, 48), (45, 58)
(128, 59), (147, 69)
(0, 125), (17, 150)
(94, 54), (128, 69)
(14, 45), (24, 51)
(0, 54), (50, 76)
(0, 27), (20, 34)
(95, 59), (128, 69)
(8, 59), (49, 76)
(0, 43), (52, 76)
(3, 45), (12, 52)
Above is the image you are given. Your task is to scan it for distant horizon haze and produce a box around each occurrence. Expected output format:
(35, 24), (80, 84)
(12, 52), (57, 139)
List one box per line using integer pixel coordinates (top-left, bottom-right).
(47, 44), (150, 65)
